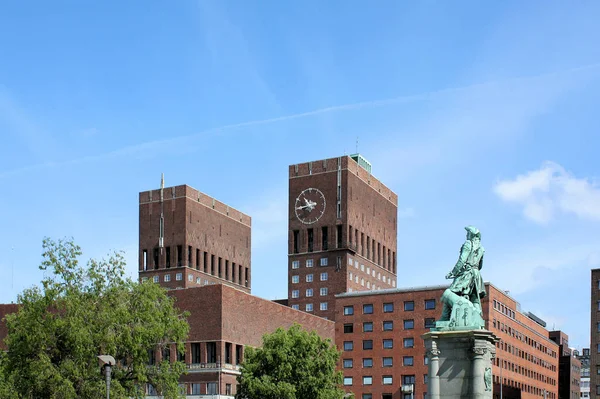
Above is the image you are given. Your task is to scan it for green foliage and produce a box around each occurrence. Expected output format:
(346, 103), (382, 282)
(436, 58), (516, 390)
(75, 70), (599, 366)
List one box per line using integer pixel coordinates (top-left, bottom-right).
(236, 324), (345, 399)
(2, 238), (189, 399)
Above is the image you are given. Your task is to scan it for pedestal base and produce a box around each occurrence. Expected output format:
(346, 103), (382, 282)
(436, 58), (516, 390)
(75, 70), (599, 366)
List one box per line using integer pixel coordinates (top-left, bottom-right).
(422, 329), (498, 399)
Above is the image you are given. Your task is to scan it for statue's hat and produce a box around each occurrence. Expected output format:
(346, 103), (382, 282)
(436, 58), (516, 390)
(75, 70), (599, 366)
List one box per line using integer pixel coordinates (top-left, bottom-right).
(464, 226), (480, 236)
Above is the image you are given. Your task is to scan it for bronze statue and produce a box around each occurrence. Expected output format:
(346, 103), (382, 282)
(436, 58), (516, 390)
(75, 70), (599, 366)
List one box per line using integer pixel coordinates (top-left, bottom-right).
(437, 226), (486, 329)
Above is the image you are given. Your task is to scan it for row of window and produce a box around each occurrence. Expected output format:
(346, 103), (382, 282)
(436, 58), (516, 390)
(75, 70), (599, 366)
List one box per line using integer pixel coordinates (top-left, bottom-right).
(343, 373), (425, 385)
(493, 319), (557, 363)
(148, 382), (232, 396)
(343, 300), (435, 315)
(344, 319), (435, 333)
(348, 258), (394, 285)
(493, 356), (556, 386)
(291, 302), (329, 312)
(492, 375), (556, 399)
(360, 394), (425, 399)
(343, 339), (420, 352)
(347, 225), (396, 273)
(148, 342), (243, 366)
(291, 258), (331, 268)
(292, 287), (328, 298)
(142, 246), (249, 287)
(291, 272), (329, 283)
(348, 271), (395, 290)
(143, 273), (218, 287)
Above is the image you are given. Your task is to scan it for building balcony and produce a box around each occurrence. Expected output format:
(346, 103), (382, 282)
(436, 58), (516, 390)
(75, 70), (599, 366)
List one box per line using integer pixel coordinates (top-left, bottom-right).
(186, 362), (241, 374)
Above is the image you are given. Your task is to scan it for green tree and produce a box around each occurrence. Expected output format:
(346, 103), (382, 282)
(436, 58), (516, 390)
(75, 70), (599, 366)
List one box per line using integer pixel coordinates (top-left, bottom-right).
(236, 324), (345, 399)
(2, 238), (189, 399)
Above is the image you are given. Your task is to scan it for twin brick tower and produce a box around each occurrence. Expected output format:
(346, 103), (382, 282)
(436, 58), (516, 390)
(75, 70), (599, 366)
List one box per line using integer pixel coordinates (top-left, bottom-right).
(138, 154), (398, 320)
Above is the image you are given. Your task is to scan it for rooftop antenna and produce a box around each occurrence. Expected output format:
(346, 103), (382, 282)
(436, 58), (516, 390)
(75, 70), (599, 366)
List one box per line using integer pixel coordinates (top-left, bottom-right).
(160, 173), (165, 189)
(356, 137), (359, 153)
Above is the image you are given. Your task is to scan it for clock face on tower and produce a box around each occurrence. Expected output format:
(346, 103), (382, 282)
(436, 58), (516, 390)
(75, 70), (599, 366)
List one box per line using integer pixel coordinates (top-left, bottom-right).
(295, 188), (326, 224)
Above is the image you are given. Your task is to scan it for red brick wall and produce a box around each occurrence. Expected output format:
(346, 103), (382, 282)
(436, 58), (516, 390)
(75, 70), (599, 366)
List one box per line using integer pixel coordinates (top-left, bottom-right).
(334, 284), (561, 399)
(139, 185), (251, 292)
(287, 155), (398, 320)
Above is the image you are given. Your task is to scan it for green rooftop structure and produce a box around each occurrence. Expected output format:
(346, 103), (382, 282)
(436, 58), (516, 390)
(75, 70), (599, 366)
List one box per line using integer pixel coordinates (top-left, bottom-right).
(349, 153), (372, 174)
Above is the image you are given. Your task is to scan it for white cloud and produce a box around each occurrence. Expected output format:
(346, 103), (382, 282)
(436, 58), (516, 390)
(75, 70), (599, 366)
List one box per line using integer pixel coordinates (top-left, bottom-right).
(493, 161), (600, 224)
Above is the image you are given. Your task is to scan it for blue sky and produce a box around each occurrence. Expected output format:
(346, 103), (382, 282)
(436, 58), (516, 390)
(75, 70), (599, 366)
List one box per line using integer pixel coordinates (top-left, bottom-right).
(1, 1), (599, 349)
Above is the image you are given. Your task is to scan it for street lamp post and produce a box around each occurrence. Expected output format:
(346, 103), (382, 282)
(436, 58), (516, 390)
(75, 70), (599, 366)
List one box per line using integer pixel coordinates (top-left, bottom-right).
(98, 355), (116, 399)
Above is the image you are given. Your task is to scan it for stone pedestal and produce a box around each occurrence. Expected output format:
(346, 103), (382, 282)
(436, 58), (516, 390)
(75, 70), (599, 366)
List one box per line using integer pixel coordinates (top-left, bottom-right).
(422, 329), (497, 399)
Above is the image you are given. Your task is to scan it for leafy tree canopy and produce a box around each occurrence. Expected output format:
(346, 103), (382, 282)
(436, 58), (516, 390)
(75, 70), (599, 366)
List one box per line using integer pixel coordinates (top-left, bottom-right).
(236, 324), (345, 399)
(1, 238), (189, 399)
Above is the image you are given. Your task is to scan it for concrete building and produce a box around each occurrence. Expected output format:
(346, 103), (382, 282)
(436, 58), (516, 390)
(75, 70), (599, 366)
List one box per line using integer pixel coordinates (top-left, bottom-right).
(575, 348), (590, 398)
(287, 154), (398, 320)
(549, 331), (581, 399)
(590, 269), (600, 398)
(335, 283), (560, 399)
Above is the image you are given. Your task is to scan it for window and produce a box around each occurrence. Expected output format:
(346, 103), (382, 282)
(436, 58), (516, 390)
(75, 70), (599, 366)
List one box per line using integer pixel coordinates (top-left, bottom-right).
(306, 303), (313, 312)
(165, 246), (171, 268)
(383, 375), (393, 385)
(164, 274), (171, 282)
(383, 321), (393, 331)
(425, 299), (436, 310)
(363, 395), (372, 399)
(344, 341), (353, 351)
(383, 302), (394, 312)
(306, 259), (313, 267)
(383, 357), (393, 367)
(424, 374), (428, 384)
(191, 383), (201, 395)
(320, 287), (328, 296)
(404, 338), (415, 348)
(403, 356), (414, 366)
(175, 273), (182, 281)
(363, 304), (374, 314)
(363, 340), (373, 350)
(191, 343), (201, 364)
(293, 230), (299, 253)
(153, 275), (159, 283)
(404, 301), (414, 311)
(142, 277), (148, 282)
(292, 290), (299, 298)
(291, 304), (299, 310)
(188, 274), (193, 282)
(363, 358), (373, 367)
(363, 322), (374, 332)
(344, 306), (354, 315)
(344, 323), (354, 333)
(320, 257), (328, 266)
(383, 339), (393, 349)
(404, 319), (415, 329)
(292, 260), (299, 269)
(196, 277), (201, 284)
(306, 274), (313, 282)
(363, 376), (373, 385)
(320, 272), (328, 281)
(343, 359), (353, 368)
(292, 275), (299, 284)
(207, 382), (217, 395)
(226, 384), (232, 396)
(322, 226), (328, 250)
(425, 318), (436, 328)
(343, 377), (353, 386)
(320, 302), (328, 311)
(306, 288), (313, 297)
(308, 228), (314, 252)
(403, 375), (416, 385)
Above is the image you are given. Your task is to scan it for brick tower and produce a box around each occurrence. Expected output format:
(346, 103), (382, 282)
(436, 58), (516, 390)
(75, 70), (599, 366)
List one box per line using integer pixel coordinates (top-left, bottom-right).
(138, 175), (251, 292)
(288, 155), (398, 320)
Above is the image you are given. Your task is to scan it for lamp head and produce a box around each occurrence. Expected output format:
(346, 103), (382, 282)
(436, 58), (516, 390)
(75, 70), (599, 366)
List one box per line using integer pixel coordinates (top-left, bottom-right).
(98, 355), (116, 368)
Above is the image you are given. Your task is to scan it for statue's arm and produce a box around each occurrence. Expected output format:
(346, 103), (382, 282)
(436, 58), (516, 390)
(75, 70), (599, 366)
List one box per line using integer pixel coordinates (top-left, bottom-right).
(447, 240), (472, 277)
(478, 250), (485, 270)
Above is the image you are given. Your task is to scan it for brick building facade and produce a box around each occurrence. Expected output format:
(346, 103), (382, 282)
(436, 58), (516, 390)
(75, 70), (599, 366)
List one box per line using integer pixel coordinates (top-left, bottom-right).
(549, 331), (581, 399)
(591, 269), (600, 398)
(159, 284), (334, 397)
(138, 181), (252, 292)
(288, 155), (398, 320)
(334, 283), (560, 399)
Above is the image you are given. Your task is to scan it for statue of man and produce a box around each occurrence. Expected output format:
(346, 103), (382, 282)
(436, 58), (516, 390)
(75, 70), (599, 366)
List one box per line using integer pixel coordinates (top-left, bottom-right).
(440, 226), (486, 321)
